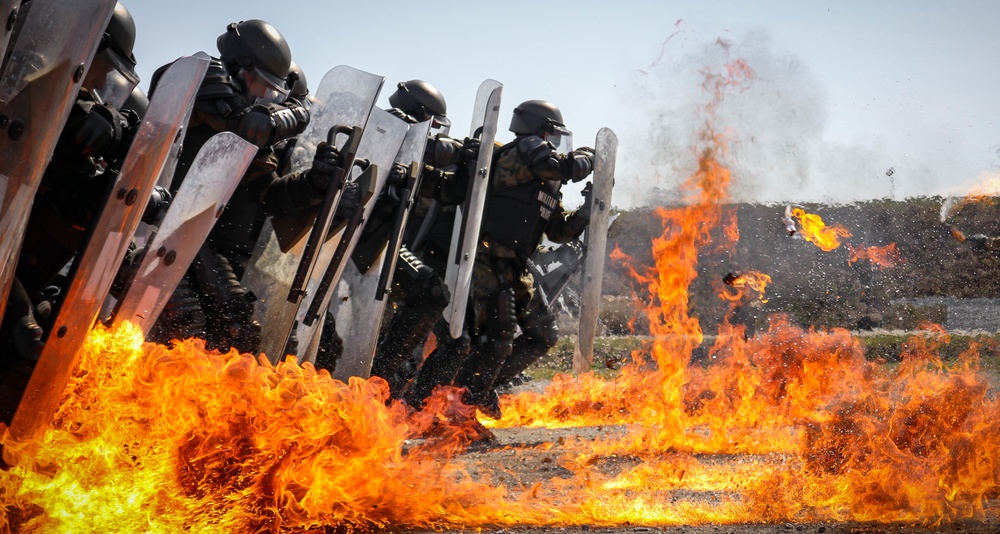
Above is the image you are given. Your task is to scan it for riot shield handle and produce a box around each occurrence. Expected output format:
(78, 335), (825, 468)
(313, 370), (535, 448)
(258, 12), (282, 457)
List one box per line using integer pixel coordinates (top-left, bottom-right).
(288, 124), (363, 303)
(375, 161), (420, 301)
(452, 127), (486, 266)
(302, 161), (378, 326)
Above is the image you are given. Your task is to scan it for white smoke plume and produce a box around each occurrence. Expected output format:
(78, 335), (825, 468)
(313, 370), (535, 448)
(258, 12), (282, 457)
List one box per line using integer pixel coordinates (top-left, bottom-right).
(615, 28), (972, 207)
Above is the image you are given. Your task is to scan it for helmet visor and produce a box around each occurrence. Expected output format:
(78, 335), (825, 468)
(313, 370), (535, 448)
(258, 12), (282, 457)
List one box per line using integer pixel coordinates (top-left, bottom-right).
(85, 49), (140, 108)
(544, 131), (573, 153)
(240, 65), (290, 105)
(430, 114), (451, 136)
(542, 120), (572, 151)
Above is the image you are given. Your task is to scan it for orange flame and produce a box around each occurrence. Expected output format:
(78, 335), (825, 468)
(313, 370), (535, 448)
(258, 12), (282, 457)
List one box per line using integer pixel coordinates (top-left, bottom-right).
(723, 270), (772, 303)
(0, 324), (534, 532)
(847, 243), (902, 269)
(791, 207), (852, 251)
(491, 54), (1000, 527)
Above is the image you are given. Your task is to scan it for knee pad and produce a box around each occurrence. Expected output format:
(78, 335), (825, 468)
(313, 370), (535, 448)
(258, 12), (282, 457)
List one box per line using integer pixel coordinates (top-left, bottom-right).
(523, 312), (559, 349)
(394, 248), (449, 308)
(492, 329), (514, 359)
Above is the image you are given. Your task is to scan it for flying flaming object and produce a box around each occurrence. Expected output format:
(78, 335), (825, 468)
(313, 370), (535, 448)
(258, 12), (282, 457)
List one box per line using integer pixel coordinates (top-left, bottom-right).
(786, 206), (852, 251)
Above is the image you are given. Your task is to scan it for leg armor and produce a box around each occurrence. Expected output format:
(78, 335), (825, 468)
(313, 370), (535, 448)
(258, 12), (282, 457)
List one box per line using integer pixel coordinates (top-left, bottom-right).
(0, 279), (46, 424)
(403, 320), (470, 410)
(147, 273), (206, 345)
(314, 312), (343, 373)
(190, 246), (261, 354)
(452, 271), (517, 412)
(1, 278), (44, 361)
(495, 292), (559, 388)
(371, 247), (449, 399)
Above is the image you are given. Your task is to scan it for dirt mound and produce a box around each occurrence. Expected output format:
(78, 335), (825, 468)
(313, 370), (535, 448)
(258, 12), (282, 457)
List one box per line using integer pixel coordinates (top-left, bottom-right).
(594, 197), (1000, 335)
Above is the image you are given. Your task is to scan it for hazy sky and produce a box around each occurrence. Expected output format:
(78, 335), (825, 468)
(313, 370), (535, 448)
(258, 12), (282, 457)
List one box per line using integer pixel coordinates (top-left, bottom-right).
(128, 1), (1000, 207)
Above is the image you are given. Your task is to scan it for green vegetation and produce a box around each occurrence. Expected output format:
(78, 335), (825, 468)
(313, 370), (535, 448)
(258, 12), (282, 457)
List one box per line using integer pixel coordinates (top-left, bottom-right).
(527, 332), (1000, 381)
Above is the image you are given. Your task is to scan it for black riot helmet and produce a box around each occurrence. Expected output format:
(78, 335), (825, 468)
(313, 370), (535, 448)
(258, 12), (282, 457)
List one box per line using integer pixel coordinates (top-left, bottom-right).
(217, 19), (292, 105)
(122, 86), (149, 119)
(104, 2), (137, 66)
(82, 1), (140, 108)
(287, 60), (308, 102)
(388, 80), (450, 129)
(509, 100), (572, 149)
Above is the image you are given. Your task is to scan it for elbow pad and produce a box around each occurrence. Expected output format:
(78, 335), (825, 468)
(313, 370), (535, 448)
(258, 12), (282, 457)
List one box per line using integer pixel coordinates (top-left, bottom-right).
(236, 103), (310, 148)
(516, 135), (560, 174)
(272, 102), (310, 139)
(424, 134), (463, 167)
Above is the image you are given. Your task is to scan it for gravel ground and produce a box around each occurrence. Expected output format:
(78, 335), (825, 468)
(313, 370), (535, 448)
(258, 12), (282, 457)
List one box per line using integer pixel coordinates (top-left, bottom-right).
(399, 300), (1000, 534)
(896, 297), (1000, 333)
(403, 418), (1000, 534)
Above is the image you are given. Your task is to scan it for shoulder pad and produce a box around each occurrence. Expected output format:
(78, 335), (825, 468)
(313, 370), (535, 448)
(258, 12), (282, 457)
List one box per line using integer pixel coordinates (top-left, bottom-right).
(515, 135), (557, 161)
(515, 135), (551, 154)
(386, 107), (417, 124)
(197, 59), (238, 100)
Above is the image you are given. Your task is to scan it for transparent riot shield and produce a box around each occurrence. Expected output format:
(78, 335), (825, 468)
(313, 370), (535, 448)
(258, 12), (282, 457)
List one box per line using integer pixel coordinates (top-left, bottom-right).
(309, 117), (427, 379)
(572, 127), (618, 374)
(0, 0), (116, 325)
(112, 132), (257, 334)
(131, 50), (216, 249)
(8, 56), (209, 447)
(442, 80), (503, 339)
(0, 0), (17, 72)
(293, 109), (410, 369)
(241, 66), (384, 363)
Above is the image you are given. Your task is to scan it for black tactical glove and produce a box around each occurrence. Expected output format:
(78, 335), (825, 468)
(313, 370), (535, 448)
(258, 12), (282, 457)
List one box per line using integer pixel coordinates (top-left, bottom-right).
(111, 108), (143, 160)
(388, 162), (408, 186)
(384, 162), (408, 202)
(74, 103), (126, 157)
(141, 185), (172, 224)
(578, 182), (594, 219)
(307, 141), (341, 191)
(334, 179), (360, 221)
(237, 105), (275, 148)
(461, 136), (482, 163)
(567, 147), (596, 183)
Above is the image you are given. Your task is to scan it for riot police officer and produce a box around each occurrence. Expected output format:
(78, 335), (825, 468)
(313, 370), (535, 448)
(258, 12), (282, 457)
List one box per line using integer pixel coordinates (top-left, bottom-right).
(405, 100), (595, 417)
(148, 20), (340, 355)
(0, 1), (144, 421)
(359, 80), (475, 396)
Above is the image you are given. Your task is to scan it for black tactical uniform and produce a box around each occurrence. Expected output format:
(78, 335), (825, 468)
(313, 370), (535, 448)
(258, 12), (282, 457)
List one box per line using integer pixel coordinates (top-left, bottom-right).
(148, 21), (341, 356)
(405, 100), (595, 417)
(358, 81), (477, 396)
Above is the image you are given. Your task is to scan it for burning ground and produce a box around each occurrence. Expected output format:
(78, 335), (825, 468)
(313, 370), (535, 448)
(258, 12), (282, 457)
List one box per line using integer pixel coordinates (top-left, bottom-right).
(2, 317), (998, 533)
(2, 52), (1000, 534)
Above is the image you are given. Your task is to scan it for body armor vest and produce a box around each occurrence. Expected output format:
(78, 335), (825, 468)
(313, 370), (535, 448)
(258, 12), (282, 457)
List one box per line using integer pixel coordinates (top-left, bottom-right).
(480, 144), (562, 257)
